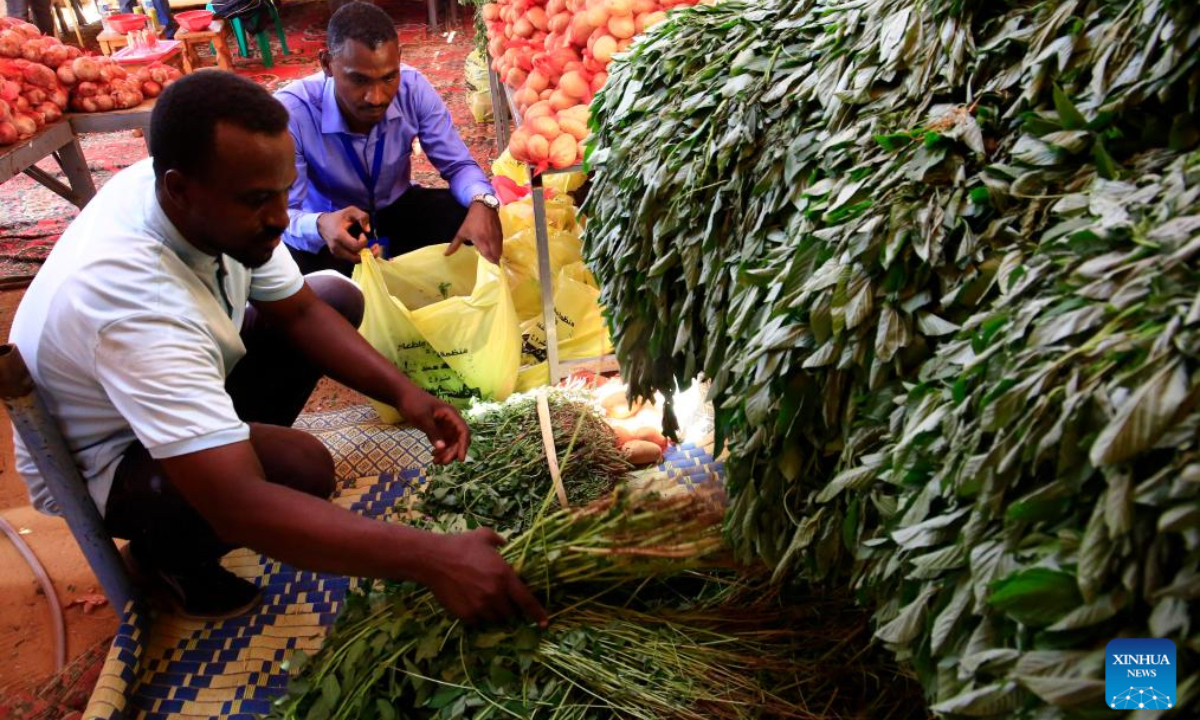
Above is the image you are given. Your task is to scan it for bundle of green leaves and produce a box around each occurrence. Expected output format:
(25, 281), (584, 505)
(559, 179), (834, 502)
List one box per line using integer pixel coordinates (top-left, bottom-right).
(583, 0), (1198, 716)
(859, 152), (1199, 715)
(268, 490), (919, 720)
(415, 390), (630, 536)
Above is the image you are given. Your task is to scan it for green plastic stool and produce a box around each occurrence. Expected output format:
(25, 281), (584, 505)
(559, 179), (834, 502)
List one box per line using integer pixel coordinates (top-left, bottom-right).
(206, 1), (290, 68)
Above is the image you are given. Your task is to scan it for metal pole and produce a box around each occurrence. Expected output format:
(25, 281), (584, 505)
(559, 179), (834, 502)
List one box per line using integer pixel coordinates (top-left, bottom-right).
(0, 344), (140, 614)
(530, 173), (560, 385)
(487, 64), (511, 152)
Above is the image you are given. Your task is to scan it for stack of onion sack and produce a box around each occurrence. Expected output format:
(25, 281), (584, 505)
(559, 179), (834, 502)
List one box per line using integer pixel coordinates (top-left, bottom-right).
(0, 16), (181, 146)
(478, 0), (708, 171)
(60, 57), (179, 114)
(0, 17), (77, 144)
(509, 101), (591, 172)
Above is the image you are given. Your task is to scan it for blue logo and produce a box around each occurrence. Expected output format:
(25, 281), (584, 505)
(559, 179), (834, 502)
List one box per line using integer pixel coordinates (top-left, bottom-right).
(1106, 639), (1176, 710)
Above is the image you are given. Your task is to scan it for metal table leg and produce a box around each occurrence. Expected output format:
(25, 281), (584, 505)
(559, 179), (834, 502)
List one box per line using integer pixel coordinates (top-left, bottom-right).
(531, 173), (560, 385)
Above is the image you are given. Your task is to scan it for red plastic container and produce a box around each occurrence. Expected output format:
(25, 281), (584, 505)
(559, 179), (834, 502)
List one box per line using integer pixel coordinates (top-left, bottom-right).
(175, 10), (214, 32)
(105, 13), (147, 34)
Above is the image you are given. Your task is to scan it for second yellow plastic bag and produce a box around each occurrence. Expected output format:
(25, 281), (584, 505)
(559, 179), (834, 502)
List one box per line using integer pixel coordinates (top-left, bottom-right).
(353, 246), (520, 419)
(492, 150), (587, 195)
(503, 226), (585, 323)
(516, 262), (614, 391)
(498, 193), (581, 240)
(465, 49), (493, 124)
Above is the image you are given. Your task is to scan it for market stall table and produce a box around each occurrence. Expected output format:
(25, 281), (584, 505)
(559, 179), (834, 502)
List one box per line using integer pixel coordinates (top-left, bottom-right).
(69, 98), (157, 150)
(0, 122), (96, 209)
(111, 42), (185, 75)
(96, 28), (130, 56)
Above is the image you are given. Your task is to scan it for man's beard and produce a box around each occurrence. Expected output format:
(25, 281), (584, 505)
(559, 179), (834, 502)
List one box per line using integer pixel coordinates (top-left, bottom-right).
(228, 233), (283, 269)
(228, 245), (274, 269)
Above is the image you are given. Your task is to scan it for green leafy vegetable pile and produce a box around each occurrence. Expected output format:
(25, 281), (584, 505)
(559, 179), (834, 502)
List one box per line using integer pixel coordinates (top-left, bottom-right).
(267, 389), (925, 719)
(268, 489), (922, 719)
(416, 390), (630, 536)
(584, 0), (1199, 716)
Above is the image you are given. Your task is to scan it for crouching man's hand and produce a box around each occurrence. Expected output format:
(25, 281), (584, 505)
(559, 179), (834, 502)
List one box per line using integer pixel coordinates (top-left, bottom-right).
(317, 206), (379, 263)
(446, 201), (503, 264)
(424, 528), (548, 626)
(398, 389), (470, 465)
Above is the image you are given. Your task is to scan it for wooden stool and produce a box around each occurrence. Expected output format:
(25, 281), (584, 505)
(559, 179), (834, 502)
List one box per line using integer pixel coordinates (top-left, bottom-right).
(51, 0), (87, 46)
(175, 19), (234, 74)
(97, 29), (129, 57)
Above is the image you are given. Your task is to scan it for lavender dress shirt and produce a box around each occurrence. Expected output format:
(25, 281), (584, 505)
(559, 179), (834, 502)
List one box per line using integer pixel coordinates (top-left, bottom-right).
(275, 66), (494, 253)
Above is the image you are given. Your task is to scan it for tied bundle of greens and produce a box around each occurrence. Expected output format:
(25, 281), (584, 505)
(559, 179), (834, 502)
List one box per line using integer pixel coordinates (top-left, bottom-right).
(416, 390), (630, 536)
(584, 0), (1199, 716)
(268, 489), (923, 720)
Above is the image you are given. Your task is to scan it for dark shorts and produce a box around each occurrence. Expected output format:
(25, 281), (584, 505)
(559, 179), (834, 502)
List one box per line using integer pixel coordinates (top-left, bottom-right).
(102, 274), (363, 572)
(288, 186), (471, 277)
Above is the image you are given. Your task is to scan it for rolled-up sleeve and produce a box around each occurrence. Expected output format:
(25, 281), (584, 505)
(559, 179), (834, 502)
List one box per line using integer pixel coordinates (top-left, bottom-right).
(95, 315), (249, 459)
(250, 242), (305, 302)
(410, 70), (494, 207)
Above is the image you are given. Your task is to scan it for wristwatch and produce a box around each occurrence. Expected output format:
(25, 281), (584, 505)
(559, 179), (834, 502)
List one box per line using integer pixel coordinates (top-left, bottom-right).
(472, 193), (501, 211)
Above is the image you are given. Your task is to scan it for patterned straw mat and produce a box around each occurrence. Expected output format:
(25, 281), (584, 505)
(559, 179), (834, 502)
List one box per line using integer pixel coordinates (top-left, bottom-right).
(83, 405), (725, 720)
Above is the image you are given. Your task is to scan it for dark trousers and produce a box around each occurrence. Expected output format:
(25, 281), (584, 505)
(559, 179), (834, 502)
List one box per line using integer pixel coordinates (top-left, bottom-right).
(119, 0), (177, 38)
(289, 186), (470, 277)
(5, 0), (54, 35)
(102, 275), (364, 573)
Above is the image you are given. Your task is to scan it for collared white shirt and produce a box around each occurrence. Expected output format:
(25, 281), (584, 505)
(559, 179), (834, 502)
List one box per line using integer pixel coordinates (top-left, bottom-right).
(9, 158), (305, 516)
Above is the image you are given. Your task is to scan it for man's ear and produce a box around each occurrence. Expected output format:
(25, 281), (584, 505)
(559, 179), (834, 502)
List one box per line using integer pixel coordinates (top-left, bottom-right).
(319, 49), (331, 76)
(161, 169), (190, 210)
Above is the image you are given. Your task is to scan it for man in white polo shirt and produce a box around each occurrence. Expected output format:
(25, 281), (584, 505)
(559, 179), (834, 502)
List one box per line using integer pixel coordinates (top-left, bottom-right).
(8, 72), (546, 626)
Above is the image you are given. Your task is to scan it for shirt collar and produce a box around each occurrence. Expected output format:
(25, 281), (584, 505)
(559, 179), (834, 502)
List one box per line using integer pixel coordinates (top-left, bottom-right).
(319, 72), (403, 136)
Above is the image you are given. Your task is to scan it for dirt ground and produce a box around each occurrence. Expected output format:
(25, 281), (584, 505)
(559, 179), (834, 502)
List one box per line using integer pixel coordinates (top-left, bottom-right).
(0, 285), (364, 698)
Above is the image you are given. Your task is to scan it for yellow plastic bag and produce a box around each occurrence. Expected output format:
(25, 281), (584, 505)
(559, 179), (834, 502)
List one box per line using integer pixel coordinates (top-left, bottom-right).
(465, 49), (493, 124)
(492, 150), (587, 195)
(492, 150), (530, 186)
(516, 262), (614, 391)
(353, 246), (520, 419)
(499, 193), (581, 240)
(498, 192), (586, 325)
(503, 226), (584, 323)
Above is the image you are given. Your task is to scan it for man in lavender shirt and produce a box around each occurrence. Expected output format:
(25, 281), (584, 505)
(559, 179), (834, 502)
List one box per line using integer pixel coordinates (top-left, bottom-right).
(276, 2), (503, 276)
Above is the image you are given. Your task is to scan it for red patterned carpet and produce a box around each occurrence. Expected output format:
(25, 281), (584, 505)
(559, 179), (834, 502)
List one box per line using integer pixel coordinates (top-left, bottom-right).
(0, 0), (493, 278)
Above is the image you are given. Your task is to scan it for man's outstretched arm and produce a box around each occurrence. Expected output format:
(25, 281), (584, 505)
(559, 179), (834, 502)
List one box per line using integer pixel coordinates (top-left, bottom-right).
(253, 280), (468, 462)
(158, 442), (546, 626)
(95, 309), (544, 625)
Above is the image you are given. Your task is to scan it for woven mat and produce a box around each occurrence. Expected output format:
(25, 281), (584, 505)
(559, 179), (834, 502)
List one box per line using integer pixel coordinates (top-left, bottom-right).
(83, 405), (724, 720)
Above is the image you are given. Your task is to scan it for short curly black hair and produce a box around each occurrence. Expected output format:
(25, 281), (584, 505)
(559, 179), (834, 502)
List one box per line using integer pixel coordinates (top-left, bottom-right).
(150, 71), (290, 181)
(327, 1), (398, 56)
